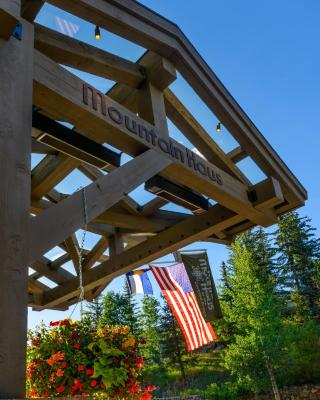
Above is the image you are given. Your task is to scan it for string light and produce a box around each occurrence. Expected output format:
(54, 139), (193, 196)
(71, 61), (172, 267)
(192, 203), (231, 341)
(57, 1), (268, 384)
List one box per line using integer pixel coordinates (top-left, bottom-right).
(95, 25), (101, 40)
(216, 122), (222, 132)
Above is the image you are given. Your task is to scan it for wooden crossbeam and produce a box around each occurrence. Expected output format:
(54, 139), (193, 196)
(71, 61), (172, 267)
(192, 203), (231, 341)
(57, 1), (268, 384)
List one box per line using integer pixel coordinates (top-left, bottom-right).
(140, 197), (168, 216)
(83, 237), (109, 271)
(227, 146), (247, 163)
(34, 23), (146, 87)
(38, 176), (283, 308)
(79, 163), (141, 215)
(64, 234), (81, 275)
(95, 208), (185, 233)
(0, 0), (19, 39)
(29, 149), (171, 264)
(31, 153), (79, 199)
(164, 89), (250, 184)
(21, 0), (44, 22)
(38, 206), (243, 308)
(45, 0), (306, 205)
(32, 257), (74, 284)
(33, 50), (275, 226)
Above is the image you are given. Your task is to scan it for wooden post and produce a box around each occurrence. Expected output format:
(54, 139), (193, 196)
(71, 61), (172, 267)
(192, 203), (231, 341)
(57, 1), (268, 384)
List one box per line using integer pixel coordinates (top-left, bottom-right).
(0, 9), (34, 398)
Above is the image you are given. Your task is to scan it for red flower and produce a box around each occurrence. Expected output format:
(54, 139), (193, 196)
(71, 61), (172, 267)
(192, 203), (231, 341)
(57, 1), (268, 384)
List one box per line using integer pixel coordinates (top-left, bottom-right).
(77, 364), (84, 372)
(146, 385), (157, 392)
(90, 380), (97, 388)
(124, 357), (131, 364)
(140, 392), (152, 400)
(43, 392), (49, 398)
(74, 343), (80, 349)
(56, 385), (65, 393)
(86, 368), (94, 375)
(100, 383), (105, 389)
(61, 361), (67, 368)
(144, 385), (157, 392)
(130, 385), (141, 394)
(135, 357), (144, 371)
(73, 379), (83, 389)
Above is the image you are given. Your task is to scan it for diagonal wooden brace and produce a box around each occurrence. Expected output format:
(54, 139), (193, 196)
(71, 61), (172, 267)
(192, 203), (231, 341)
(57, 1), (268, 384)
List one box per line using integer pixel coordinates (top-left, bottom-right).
(28, 149), (171, 264)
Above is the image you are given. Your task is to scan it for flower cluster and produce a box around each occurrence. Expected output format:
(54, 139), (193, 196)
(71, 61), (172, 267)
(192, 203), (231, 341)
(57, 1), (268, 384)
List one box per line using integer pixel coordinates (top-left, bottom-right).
(27, 319), (156, 399)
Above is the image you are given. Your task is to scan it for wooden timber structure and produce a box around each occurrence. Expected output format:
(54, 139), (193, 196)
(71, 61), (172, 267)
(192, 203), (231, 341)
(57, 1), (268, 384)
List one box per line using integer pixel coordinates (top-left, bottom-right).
(0, 0), (306, 397)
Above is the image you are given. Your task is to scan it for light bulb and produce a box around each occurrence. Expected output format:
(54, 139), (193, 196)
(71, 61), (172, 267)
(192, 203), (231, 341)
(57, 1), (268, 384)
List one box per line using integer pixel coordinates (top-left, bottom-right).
(95, 25), (101, 40)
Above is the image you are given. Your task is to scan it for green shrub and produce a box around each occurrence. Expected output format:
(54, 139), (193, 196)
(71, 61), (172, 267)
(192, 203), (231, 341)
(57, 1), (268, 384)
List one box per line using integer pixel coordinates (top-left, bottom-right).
(204, 381), (249, 400)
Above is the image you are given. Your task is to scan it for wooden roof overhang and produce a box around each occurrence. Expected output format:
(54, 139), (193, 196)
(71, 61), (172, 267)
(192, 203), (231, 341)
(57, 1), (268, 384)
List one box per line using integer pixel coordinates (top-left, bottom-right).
(5, 0), (306, 310)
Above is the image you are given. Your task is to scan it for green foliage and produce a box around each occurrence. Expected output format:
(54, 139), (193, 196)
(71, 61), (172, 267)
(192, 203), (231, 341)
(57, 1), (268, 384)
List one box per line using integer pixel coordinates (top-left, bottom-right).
(159, 296), (187, 379)
(222, 230), (285, 393)
(139, 295), (162, 365)
(26, 319), (147, 399)
(203, 381), (248, 400)
(100, 283), (140, 335)
(274, 212), (320, 318)
(51, 212), (320, 397)
(91, 342), (127, 389)
(83, 296), (104, 328)
(281, 319), (320, 385)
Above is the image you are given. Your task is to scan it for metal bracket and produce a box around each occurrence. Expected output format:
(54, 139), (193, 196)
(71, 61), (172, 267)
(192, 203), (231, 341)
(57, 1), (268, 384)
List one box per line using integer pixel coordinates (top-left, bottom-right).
(12, 23), (22, 40)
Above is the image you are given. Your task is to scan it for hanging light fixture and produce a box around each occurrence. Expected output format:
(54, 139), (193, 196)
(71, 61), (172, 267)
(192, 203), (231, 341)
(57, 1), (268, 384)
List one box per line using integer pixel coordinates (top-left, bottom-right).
(216, 122), (222, 132)
(95, 25), (101, 40)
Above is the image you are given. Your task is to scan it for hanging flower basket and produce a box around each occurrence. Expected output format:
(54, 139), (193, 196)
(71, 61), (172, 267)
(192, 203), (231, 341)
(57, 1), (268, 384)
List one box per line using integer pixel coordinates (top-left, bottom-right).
(27, 319), (156, 399)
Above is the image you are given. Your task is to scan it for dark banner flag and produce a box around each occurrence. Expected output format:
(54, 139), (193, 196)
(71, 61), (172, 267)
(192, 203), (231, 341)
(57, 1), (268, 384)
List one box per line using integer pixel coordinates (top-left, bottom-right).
(180, 252), (222, 321)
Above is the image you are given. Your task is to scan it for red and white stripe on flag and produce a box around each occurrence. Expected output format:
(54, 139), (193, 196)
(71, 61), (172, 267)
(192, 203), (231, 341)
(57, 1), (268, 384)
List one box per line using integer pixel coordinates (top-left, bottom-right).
(150, 265), (216, 351)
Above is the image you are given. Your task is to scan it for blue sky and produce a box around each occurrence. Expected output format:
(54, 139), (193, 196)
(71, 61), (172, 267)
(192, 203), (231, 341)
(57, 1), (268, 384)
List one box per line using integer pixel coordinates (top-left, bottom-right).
(28, 0), (320, 328)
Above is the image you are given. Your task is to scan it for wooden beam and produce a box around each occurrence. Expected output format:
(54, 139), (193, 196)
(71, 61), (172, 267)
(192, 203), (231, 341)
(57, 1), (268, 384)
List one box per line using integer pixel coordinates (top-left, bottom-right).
(21, 0), (44, 22)
(34, 23), (146, 87)
(45, 0), (306, 205)
(32, 257), (74, 284)
(0, 16), (33, 397)
(109, 229), (124, 257)
(140, 197), (168, 217)
(140, 51), (176, 91)
(0, 0), (19, 39)
(164, 89), (250, 184)
(29, 149), (171, 264)
(64, 234), (80, 275)
(28, 278), (48, 305)
(31, 153), (79, 199)
(33, 50), (275, 226)
(83, 237), (109, 271)
(39, 176), (283, 308)
(227, 146), (247, 163)
(79, 163), (141, 215)
(139, 80), (169, 136)
(40, 205), (240, 307)
(95, 208), (184, 233)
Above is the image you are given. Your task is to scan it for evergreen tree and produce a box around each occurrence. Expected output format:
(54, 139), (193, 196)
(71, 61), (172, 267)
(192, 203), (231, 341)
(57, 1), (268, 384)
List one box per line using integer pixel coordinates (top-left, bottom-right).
(159, 297), (187, 381)
(83, 296), (104, 328)
(223, 231), (284, 397)
(100, 282), (140, 334)
(274, 212), (320, 318)
(139, 295), (162, 365)
(220, 261), (233, 305)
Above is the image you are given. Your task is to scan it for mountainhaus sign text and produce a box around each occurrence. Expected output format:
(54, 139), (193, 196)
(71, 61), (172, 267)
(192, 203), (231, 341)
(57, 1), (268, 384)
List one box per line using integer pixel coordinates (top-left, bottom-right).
(83, 83), (223, 186)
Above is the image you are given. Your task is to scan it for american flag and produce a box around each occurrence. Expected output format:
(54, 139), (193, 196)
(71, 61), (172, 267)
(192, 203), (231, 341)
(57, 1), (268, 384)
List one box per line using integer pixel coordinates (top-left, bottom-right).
(150, 263), (216, 351)
(55, 16), (80, 38)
